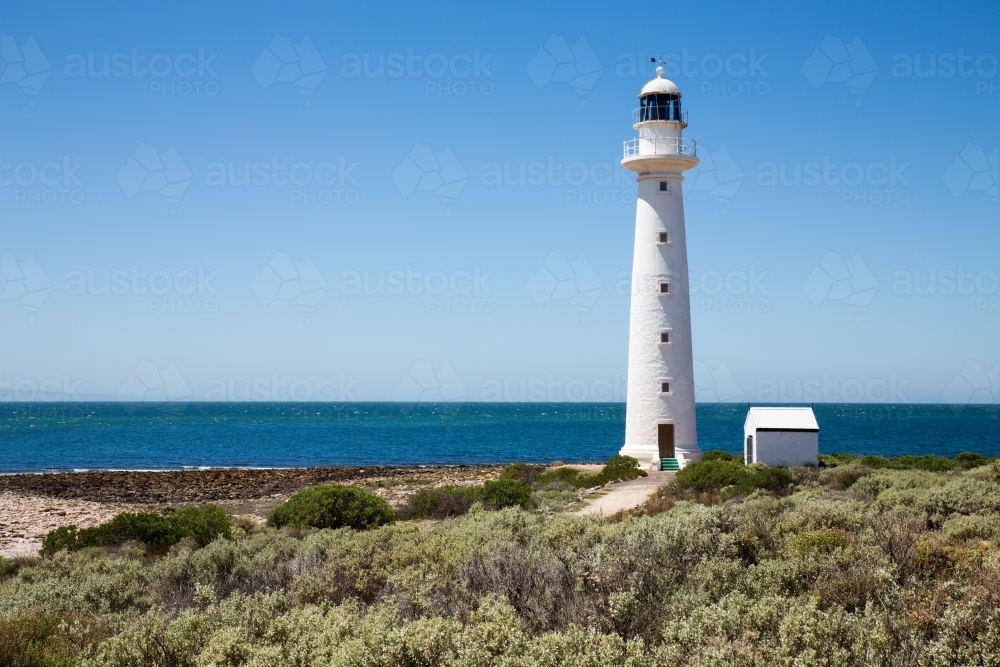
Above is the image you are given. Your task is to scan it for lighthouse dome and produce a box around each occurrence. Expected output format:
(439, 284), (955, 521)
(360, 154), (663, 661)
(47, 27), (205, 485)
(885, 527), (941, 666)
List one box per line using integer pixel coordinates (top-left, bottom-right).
(639, 66), (680, 97)
(635, 66), (685, 124)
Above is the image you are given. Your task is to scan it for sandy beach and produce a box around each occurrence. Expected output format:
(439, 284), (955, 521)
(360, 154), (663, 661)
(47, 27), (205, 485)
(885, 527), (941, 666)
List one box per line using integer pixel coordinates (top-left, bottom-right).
(0, 465), (503, 558)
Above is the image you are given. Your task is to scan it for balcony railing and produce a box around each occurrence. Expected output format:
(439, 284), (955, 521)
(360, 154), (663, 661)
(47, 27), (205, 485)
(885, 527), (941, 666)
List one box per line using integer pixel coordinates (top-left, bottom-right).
(632, 106), (688, 125)
(623, 137), (697, 159)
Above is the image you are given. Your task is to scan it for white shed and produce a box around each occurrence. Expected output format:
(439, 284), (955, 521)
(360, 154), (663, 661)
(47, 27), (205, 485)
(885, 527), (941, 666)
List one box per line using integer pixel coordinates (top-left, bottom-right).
(744, 407), (819, 467)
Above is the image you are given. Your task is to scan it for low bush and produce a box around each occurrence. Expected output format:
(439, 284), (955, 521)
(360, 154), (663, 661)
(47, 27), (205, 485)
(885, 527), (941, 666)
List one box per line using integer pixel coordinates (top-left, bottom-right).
(267, 484), (395, 530)
(0, 556), (26, 580)
(536, 456), (647, 490)
(702, 450), (739, 462)
(167, 504), (234, 547)
(41, 504), (233, 556)
(858, 454), (955, 471)
(955, 451), (993, 469)
(941, 514), (1000, 542)
(536, 466), (586, 487)
(819, 452), (857, 467)
(818, 465), (871, 490)
(400, 486), (476, 519)
(0, 610), (108, 667)
(674, 459), (794, 496)
(602, 454), (643, 477)
(820, 452), (990, 471)
(480, 479), (533, 510)
(789, 529), (853, 556)
(499, 463), (546, 485)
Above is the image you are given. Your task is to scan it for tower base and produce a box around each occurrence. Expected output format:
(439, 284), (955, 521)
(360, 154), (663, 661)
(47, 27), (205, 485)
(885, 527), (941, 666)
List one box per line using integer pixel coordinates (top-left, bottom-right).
(619, 443), (704, 470)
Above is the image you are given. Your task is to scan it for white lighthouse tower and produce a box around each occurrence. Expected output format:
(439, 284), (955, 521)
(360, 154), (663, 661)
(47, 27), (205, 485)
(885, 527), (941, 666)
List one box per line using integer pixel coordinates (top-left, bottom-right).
(619, 66), (702, 470)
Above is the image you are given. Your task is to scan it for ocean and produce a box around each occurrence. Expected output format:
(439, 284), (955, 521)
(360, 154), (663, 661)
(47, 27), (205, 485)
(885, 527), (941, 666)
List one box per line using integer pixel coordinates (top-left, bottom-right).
(0, 402), (997, 473)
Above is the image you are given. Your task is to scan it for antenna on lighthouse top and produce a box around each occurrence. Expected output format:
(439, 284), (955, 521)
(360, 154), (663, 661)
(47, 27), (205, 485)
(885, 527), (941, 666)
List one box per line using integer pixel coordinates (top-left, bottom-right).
(650, 56), (665, 78)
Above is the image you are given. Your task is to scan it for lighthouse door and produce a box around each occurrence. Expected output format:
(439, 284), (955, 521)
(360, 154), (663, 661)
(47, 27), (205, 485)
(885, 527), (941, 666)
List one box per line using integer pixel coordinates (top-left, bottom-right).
(657, 424), (675, 459)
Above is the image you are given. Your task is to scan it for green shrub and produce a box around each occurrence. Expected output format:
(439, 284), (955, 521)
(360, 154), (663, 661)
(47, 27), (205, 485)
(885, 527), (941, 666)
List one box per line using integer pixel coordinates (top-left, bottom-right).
(167, 504), (234, 547)
(941, 514), (1000, 542)
(401, 486), (476, 519)
(674, 459), (794, 496)
(499, 463), (546, 485)
(955, 452), (992, 469)
(480, 479), (533, 510)
(0, 555), (26, 580)
(702, 450), (739, 462)
(267, 484), (395, 530)
(789, 529), (852, 556)
(0, 610), (108, 667)
(602, 454), (641, 476)
(41, 505), (233, 556)
(818, 465), (869, 490)
(536, 466), (585, 487)
(818, 452), (857, 468)
(534, 457), (646, 491)
(859, 454), (955, 472)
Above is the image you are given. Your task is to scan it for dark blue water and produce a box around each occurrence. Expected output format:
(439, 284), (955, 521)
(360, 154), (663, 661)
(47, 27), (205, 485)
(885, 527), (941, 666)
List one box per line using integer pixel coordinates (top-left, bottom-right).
(0, 402), (996, 473)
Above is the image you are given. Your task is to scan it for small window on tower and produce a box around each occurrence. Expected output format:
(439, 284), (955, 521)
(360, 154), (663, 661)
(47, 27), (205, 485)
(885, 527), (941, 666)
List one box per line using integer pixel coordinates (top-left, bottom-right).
(659, 181), (668, 192)
(660, 331), (670, 343)
(657, 231), (669, 244)
(659, 282), (670, 294)
(661, 382), (671, 394)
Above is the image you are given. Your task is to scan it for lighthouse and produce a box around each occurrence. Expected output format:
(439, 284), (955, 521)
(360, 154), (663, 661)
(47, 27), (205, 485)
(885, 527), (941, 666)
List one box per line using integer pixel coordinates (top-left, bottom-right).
(619, 66), (703, 470)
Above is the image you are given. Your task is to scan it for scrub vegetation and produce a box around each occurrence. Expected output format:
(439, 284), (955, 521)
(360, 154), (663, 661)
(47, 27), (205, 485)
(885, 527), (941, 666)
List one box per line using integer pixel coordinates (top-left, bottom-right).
(7, 452), (1000, 666)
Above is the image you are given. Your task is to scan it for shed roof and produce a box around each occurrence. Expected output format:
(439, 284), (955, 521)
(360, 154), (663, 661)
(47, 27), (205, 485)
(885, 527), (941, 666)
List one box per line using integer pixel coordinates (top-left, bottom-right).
(745, 407), (819, 431)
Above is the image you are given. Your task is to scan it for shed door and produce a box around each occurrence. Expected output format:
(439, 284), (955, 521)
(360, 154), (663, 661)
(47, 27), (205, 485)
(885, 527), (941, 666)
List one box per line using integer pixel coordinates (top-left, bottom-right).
(745, 435), (753, 464)
(657, 424), (675, 458)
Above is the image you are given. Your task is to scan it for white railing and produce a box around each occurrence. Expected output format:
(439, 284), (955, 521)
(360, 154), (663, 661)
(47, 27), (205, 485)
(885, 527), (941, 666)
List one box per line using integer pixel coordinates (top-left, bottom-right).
(623, 137), (697, 159)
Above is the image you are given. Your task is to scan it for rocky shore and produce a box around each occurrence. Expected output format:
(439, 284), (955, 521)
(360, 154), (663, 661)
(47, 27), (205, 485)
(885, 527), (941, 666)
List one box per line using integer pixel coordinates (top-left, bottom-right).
(0, 465), (502, 558)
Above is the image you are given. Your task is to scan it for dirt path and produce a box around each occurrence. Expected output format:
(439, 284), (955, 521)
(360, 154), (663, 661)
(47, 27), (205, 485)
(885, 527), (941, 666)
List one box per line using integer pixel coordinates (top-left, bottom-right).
(576, 470), (672, 516)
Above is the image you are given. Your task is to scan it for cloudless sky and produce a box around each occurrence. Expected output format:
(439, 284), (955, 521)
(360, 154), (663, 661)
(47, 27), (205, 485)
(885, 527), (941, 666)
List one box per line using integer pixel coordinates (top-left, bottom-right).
(0, 0), (997, 404)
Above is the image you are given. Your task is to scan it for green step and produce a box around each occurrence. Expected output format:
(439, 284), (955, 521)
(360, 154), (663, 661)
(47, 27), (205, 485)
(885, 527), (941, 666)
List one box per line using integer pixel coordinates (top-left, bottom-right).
(659, 458), (681, 471)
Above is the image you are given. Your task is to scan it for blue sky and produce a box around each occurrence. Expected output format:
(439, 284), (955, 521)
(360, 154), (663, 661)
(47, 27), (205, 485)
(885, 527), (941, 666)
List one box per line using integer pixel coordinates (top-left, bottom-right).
(0, 0), (997, 404)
